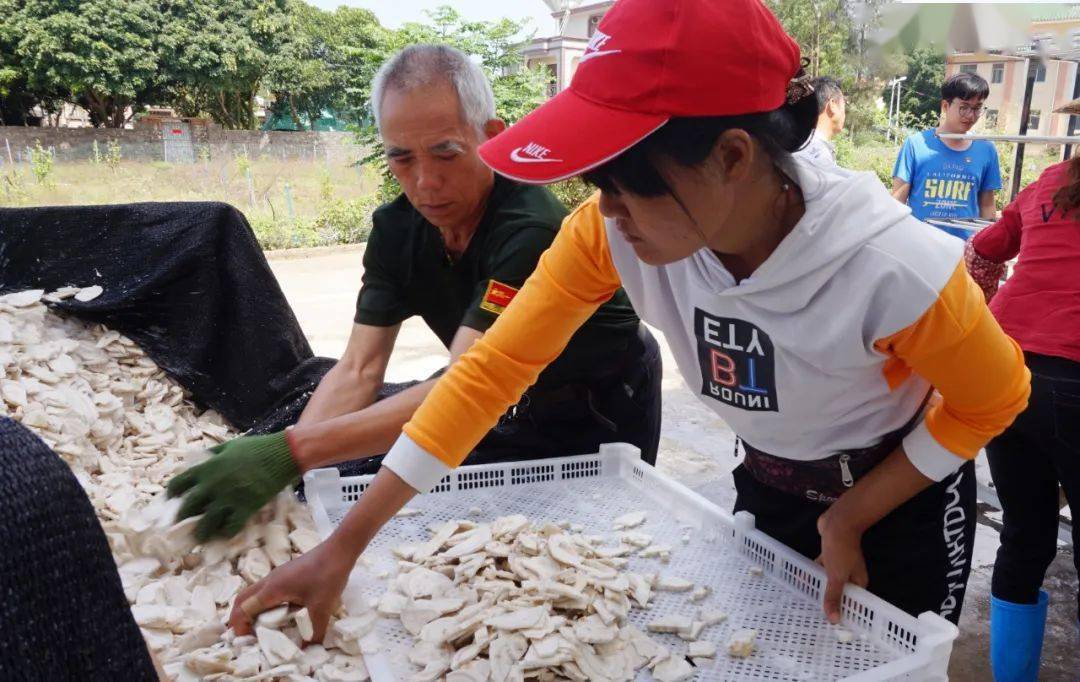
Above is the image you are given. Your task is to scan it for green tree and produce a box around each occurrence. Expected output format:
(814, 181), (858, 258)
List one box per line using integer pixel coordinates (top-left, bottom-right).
(0, 23), (40, 125)
(2, 0), (160, 128)
(265, 4), (335, 130)
(891, 44), (946, 128)
(389, 7), (547, 125)
(766, 0), (853, 79)
(158, 0), (291, 129)
(265, 3), (389, 130)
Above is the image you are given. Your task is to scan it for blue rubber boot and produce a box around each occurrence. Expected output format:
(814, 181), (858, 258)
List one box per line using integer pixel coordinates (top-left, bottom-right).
(990, 590), (1049, 682)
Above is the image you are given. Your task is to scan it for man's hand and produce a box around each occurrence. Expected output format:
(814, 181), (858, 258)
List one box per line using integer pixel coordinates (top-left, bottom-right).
(229, 538), (355, 641)
(890, 178), (911, 204)
(166, 431), (299, 541)
(816, 512), (870, 624)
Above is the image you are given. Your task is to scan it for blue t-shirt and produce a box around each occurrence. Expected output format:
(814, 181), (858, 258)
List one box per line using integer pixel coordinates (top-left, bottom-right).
(893, 129), (1002, 222)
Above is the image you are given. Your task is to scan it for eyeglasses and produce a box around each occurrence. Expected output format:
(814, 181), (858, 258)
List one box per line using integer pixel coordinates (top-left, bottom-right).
(957, 103), (984, 117)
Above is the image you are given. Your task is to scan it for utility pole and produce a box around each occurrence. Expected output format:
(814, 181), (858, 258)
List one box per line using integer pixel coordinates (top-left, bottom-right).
(886, 76), (907, 142)
(1012, 58), (1037, 201)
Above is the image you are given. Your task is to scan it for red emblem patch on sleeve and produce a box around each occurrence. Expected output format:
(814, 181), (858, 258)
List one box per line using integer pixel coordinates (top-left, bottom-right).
(479, 280), (519, 315)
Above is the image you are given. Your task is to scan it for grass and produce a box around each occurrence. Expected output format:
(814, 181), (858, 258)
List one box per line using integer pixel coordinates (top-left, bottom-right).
(0, 153), (382, 251)
(0, 134), (1062, 250)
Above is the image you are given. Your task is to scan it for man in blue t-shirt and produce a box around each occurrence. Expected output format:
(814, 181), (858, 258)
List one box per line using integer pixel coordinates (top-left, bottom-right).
(891, 73), (1002, 225)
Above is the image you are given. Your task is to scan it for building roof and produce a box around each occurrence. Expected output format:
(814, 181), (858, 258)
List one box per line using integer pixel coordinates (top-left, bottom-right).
(1032, 6), (1080, 23)
(948, 53), (1025, 64)
(565, 0), (613, 16)
(523, 35), (590, 57)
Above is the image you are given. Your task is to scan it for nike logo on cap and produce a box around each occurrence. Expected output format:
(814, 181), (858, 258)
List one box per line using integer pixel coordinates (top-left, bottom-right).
(580, 30), (620, 63)
(510, 142), (563, 164)
(579, 49), (621, 63)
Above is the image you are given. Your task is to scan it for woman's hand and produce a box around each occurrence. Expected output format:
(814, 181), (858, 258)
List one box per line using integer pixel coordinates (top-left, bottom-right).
(229, 538), (355, 642)
(228, 465), (420, 640)
(816, 511), (870, 624)
(812, 446), (932, 624)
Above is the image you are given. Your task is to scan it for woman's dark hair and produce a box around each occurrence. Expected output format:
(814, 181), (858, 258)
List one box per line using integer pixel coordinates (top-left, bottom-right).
(941, 73), (990, 103)
(581, 94), (818, 198)
(1052, 155), (1080, 215)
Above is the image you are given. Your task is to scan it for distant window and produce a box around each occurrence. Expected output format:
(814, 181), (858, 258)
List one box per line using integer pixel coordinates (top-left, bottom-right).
(985, 109), (999, 128)
(959, 64), (978, 75)
(991, 63), (1004, 84)
(1028, 109), (1042, 131)
(1033, 32), (1056, 52)
(588, 14), (602, 37)
(1035, 63), (1047, 82)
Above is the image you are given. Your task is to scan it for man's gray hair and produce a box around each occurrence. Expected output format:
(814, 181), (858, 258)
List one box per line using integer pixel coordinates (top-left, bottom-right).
(371, 45), (496, 132)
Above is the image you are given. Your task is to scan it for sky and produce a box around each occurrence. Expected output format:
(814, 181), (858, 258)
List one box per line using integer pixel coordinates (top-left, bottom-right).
(306, 0), (560, 34)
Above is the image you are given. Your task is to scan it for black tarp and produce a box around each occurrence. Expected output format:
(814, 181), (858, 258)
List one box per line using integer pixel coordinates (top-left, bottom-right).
(0, 202), (334, 433)
(0, 417), (157, 680)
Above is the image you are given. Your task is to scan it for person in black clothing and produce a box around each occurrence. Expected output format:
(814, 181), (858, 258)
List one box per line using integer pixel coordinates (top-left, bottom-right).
(0, 418), (160, 681)
(166, 44), (662, 542)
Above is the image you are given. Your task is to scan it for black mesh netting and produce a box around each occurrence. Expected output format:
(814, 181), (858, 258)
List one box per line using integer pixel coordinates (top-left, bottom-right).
(0, 202), (334, 433)
(0, 418), (157, 681)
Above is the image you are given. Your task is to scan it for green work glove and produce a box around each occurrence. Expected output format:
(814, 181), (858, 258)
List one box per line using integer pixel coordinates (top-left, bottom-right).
(166, 430), (299, 542)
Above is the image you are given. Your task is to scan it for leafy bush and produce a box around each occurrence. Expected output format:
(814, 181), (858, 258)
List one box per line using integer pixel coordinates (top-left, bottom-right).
(835, 134), (900, 187)
(318, 167), (335, 203)
(30, 141), (54, 187)
(1, 168), (29, 204)
(312, 196), (378, 245)
(234, 152), (251, 176)
(249, 196), (378, 250)
(104, 140), (122, 171)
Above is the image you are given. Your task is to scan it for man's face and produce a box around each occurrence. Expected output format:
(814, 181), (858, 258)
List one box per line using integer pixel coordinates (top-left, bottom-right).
(828, 97), (846, 136)
(942, 96), (984, 133)
(380, 81), (503, 231)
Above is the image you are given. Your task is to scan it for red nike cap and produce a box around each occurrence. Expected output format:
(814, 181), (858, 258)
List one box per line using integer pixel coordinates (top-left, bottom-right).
(479, 0), (802, 184)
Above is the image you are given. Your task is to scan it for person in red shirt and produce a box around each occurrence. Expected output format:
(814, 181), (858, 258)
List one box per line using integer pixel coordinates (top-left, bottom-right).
(966, 151), (1080, 681)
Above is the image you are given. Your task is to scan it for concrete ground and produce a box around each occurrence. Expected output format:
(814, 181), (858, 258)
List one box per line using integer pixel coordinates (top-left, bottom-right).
(269, 246), (1078, 681)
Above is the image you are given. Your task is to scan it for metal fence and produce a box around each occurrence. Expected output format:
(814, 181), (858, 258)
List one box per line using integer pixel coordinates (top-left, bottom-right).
(0, 137), (365, 168)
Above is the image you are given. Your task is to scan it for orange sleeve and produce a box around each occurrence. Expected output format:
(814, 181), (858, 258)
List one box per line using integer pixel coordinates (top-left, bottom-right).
(402, 195), (621, 467)
(874, 261), (1030, 479)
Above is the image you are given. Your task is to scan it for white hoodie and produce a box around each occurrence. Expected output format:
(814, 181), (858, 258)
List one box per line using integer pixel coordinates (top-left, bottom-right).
(384, 158), (1030, 494)
(608, 158), (952, 469)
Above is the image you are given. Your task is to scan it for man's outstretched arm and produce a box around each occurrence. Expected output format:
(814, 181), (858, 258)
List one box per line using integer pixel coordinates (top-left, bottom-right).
(165, 324), (482, 540)
(298, 322), (400, 426)
(289, 325), (483, 472)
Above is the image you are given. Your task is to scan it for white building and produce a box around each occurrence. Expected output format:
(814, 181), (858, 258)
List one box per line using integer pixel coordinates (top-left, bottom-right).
(947, 8), (1080, 137)
(522, 0), (615, 96)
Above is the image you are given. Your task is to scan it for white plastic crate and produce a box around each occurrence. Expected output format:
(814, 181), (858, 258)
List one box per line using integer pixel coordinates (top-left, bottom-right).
(303, 443), (958, 681)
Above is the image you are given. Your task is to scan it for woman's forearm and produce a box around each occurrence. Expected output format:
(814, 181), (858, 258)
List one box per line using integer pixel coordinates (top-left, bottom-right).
(822, 447), (933, 536)
(326, 467), (419, 564)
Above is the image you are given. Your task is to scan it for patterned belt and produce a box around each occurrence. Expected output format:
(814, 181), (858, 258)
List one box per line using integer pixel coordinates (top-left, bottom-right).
(740, 393), (930, 505)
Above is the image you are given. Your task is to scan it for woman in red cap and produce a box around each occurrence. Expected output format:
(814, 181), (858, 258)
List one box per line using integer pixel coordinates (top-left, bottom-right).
(231, 0), (1030, 641)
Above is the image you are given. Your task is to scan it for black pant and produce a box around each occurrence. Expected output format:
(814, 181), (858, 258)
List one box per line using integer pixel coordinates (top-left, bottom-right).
(988, 351), (1080, 619)
(334, 324), (663, 477)
(733, 459), (977, 624)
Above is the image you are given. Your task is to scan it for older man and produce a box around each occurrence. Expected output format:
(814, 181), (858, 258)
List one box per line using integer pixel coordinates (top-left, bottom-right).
(167, 45), (662, 541)
(795, 76), (845, 167)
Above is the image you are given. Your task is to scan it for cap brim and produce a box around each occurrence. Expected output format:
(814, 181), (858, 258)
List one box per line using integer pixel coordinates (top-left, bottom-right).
(479, 88), (668, 185)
